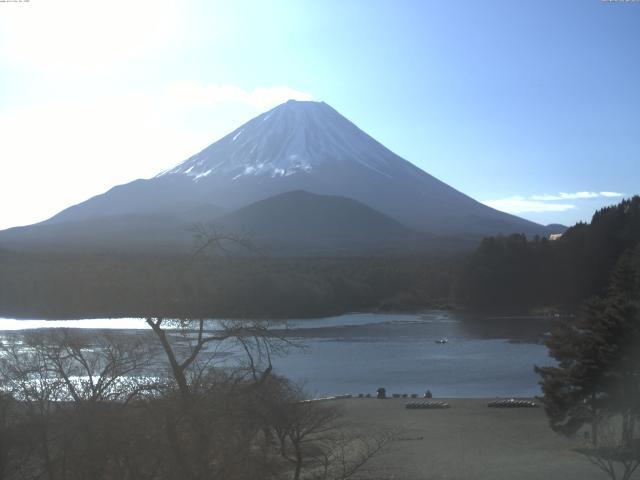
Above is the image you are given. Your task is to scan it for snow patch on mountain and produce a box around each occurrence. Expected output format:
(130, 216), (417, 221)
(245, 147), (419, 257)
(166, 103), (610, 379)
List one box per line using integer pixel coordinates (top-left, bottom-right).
(194, 169), (212, 180)
(156, 100), (403, 182)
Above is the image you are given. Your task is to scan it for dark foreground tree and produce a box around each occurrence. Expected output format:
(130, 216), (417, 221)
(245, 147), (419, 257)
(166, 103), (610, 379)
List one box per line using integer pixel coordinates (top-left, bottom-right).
(536, 245), (640, 480)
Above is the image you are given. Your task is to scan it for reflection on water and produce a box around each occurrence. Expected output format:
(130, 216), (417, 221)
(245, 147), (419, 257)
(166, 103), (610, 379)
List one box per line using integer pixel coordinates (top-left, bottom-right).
(0, 311), (558, 397)
(0, 318), (149, 330)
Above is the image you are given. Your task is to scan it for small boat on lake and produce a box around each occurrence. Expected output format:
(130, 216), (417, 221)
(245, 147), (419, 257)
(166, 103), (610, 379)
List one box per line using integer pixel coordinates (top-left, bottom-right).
(435, 337), (448, 344)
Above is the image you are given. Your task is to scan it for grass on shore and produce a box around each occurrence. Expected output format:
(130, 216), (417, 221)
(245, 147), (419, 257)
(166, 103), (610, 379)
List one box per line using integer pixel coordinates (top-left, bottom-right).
(337, 398), (606, 480)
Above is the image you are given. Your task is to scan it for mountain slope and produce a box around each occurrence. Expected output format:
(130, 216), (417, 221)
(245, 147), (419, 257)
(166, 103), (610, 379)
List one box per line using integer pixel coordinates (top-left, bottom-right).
(0, 214), (196, 252)
(0, 100), (552, 254)
(41, 100), (546, 237)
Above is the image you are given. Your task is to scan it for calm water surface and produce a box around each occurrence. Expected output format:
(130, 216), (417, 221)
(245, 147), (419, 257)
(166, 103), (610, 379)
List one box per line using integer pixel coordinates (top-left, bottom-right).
(0, 311), (556, 398)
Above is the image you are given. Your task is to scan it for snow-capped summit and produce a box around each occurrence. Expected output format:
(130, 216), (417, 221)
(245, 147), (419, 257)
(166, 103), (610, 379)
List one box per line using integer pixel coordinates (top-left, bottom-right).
(158, 100), (403, 182)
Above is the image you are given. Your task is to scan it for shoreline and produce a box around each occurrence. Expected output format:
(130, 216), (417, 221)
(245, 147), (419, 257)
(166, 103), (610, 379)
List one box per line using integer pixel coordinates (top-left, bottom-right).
(0, 306), (574, 323)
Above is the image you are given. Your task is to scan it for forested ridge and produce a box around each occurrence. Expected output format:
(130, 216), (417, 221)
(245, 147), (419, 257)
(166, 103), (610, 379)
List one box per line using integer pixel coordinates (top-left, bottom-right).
(459, 196), (640, 311)
(0, 251), (456, 319)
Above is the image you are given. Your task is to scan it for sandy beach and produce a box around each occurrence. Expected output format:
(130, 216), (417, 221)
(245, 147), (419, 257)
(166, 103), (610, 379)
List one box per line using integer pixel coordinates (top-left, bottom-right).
(336, 398), (606, 480)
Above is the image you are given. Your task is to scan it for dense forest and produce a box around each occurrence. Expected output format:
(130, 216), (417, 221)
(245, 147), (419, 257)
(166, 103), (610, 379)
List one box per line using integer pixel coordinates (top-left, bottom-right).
(459, 196), (640, 311)
(0, 251), (456, 319)
(1, 196), (638, 319)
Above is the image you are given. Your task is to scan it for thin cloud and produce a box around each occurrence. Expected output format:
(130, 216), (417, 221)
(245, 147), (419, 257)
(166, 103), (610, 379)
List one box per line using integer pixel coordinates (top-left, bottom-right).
(166, 81), (313, 109)
(531, 192), (600, 201)
(483, 190), (625, 214)
(483, 197), (576, 214)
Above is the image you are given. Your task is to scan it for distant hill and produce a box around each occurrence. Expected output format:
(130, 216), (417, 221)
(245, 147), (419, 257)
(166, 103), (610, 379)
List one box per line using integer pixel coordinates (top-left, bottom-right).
(213, 190), (423, 255)
(545, 223), (568, 234)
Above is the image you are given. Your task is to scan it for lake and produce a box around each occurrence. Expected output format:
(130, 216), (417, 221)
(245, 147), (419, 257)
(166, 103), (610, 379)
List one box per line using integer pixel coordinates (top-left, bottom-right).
(0, 311), (556, 398)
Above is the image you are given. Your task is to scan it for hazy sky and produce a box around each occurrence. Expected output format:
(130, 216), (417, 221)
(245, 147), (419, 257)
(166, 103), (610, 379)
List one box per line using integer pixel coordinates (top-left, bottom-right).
(1, 0), (638, 230)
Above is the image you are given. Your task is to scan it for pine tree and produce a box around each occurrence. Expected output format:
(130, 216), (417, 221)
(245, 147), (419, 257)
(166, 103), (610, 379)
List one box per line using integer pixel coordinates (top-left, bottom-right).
(535, 246), (640, 448)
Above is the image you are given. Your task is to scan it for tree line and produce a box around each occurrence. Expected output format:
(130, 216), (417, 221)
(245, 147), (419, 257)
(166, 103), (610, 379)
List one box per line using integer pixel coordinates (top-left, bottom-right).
(459, 196), (640, 311)
(0, 251), (457, 320)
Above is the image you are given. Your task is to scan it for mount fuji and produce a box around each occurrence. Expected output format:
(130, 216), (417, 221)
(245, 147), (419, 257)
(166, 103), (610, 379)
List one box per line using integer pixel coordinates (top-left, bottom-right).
(0, 100), (552, 253)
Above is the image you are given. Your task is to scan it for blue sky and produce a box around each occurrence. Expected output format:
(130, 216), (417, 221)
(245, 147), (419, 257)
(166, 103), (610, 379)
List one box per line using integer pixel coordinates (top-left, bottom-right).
(0, 0), (638, 229)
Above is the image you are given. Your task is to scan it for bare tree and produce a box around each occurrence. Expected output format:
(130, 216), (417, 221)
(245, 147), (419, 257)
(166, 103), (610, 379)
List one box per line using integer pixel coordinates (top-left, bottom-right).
(0, 330), (159, 480)
(0, 390), (33, 480)
(266, 380), (395, 480)
(280, 401), (343, 480)
(29, 329), (157, 404)
(145, 317), (286, 402)
(141, 316), (301, 480)
(188, 223), (258, 264)
(576, 419), (640, 480)
(0, 335), (66, 480)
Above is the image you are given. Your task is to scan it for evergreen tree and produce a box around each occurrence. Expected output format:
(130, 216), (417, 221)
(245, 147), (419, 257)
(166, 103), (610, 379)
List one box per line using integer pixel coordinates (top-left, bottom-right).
(536, 246), (640, 448)
(461, 196), (640, 311)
